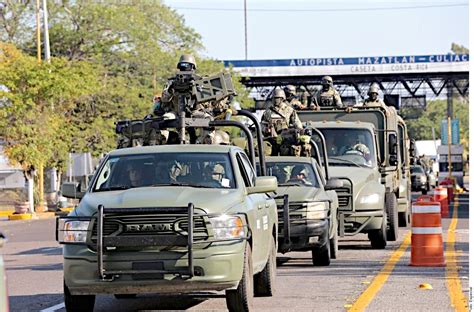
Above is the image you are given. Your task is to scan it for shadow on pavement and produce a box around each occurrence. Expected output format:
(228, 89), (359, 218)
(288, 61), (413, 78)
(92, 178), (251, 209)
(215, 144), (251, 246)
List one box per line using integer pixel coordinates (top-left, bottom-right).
(13, 247), (62, 256)
(6, 262), (63, 271)
(9, 293), (64, 312)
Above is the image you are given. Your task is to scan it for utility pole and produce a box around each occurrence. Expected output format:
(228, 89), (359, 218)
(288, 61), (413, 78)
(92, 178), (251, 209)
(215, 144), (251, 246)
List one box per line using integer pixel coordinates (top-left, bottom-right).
(447, 79), (453, 181)
(35, 0), (41, 63)
(244, 0), (248, 59)
(43, 0), (51, 62)
(42, 0), (57, 210)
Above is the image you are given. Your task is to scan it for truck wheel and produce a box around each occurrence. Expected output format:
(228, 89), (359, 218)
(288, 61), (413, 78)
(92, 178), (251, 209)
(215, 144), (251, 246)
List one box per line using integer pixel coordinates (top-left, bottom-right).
(64, 282), (95, 312)
(421, 188), (428, 195)
(226, 242), (253, 312)
(312, 233), (330, 266)
(385, 192), (399, 241)
(369, 212), (387, 249)
(398, 210), (409, 227)
(254, 239), (276, 297)
(329, 234), (338, 259)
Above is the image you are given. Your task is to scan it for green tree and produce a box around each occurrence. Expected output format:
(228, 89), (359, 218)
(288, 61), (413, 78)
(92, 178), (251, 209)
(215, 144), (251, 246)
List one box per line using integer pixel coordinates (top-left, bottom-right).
(451, 43), (469, 54)
(0, 43), (101, 205)
(401, 99), (469, 152)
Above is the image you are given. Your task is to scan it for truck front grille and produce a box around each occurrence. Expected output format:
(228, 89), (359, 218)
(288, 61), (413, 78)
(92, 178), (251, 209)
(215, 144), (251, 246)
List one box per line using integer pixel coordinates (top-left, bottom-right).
(90, 213), (209, 244)
(335, 187), (352, 210)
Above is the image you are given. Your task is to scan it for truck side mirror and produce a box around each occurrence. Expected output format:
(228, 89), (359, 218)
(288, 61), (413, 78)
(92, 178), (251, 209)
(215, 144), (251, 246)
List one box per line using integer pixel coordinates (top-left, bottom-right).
(325, 178), (344, 190)
(61, 182), (85, 200)
(388, 134), (398, 156)
(389, 155), (398, 166)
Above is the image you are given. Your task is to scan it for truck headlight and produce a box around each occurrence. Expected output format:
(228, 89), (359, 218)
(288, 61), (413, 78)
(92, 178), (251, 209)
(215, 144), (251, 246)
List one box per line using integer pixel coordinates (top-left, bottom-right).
(360, 194), (380, 204)
(209, 215), (246, 240)
(306, 202), (327, 219)
(399, 183), (406, 193)
(58, 220), (90, 243)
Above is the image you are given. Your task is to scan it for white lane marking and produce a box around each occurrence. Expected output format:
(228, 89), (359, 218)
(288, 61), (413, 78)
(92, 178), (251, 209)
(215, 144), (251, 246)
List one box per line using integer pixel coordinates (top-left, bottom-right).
(40, 302), (65, 312)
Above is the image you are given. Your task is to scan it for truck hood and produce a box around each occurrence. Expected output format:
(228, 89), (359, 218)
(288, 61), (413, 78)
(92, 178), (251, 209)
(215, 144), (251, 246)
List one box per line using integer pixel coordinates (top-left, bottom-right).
(329, 166), (379, 197)
(275, 186), (324, 202)
(78, 187), (244, 215)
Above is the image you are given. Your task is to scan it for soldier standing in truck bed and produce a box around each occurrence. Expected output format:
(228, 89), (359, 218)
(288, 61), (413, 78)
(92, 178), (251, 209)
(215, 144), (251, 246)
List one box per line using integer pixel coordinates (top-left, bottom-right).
(313, 76), (343, 109)
(284, 85), (305, 110)
(362, 83), (386, 107)
(262, 88), (303, 135)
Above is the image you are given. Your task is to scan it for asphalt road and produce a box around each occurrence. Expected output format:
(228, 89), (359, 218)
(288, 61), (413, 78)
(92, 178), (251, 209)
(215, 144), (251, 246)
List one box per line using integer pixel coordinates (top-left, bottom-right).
(1, 192), (469, 312)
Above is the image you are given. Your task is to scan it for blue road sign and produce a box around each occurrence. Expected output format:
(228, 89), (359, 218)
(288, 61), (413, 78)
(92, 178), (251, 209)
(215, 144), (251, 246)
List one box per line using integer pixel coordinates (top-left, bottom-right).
(441, 119), (460, 145)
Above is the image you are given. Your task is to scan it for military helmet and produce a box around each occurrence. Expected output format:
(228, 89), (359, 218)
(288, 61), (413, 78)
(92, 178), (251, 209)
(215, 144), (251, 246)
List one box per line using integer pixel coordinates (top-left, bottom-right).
(322, 76), (333, 85)
(291, 165), (306, 177)
(273, 88), (286, 99)
(353, 143), (370, 156)
(284, 85), (297, 95)
(368, 84), (380, 95)
(177, 54), (196, 71)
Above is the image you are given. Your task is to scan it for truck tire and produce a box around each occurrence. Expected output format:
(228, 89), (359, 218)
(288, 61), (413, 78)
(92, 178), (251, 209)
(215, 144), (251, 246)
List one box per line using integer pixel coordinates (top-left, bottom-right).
(385, 192), (399, 241)
(64, 282), (95, 312)
(421, 188), (428, 195)
(254, 239), (276, 297)
(312, 232), (330, 266)
(330, 232), (338, 259)
(369, 212), (387, 249)
(398, 210), (409, 227)
(226, 242), (253, 312)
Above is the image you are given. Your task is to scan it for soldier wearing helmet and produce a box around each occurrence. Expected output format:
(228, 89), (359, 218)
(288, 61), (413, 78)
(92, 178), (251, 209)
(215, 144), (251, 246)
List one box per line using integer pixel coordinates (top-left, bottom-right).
(202, 163), (226, 187)
(363, 83), (386, 107)
(176, 54), (196, 71)
(312, 76), (343, 109)
(160, 54), (200, 115)
(262, 88), (303, 136)
(284, 85), (305, 110)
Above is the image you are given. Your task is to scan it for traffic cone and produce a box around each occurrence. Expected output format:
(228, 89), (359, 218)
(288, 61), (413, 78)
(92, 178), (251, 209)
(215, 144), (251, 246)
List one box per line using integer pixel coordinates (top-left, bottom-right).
(410, 196), (445, 267)
(433, 187), (449, 218)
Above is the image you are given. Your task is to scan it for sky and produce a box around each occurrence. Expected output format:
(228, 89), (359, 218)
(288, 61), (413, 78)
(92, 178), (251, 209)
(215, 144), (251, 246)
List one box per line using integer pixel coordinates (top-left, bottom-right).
(163, 0), (469, 60)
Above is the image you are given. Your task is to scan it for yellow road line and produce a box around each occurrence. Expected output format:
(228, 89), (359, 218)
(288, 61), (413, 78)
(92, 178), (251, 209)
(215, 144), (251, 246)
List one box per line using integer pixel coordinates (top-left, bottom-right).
(445, 196), (468, 311)
(348, 232), (411, 312)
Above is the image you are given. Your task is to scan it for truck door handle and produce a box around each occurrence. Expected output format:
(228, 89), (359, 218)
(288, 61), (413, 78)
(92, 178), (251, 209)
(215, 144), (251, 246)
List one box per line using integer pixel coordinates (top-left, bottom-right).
(258, 204), (263, 210)
(265, 203), (270, 208)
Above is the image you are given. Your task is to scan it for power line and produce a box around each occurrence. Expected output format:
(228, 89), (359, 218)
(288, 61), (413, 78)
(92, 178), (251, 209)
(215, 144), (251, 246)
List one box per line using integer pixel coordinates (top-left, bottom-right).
(170, 2), (468, 13)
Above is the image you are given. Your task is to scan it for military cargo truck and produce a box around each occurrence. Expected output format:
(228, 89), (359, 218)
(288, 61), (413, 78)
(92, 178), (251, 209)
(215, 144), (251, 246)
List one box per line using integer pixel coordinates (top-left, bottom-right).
(299, 105), (402, 248)
(397, 116), (412, 227)
(265, 156), (341, 266)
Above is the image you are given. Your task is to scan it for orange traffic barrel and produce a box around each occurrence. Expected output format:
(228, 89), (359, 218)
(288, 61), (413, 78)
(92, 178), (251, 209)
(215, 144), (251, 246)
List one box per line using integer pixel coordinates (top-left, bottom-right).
(433, 187), (449, 218)
(439, 178), (454, 203)
(410, 196), (445, 267)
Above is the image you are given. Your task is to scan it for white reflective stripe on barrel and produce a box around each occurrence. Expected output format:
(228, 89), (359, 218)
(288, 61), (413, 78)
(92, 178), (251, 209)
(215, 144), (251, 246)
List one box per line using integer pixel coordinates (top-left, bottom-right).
(412, 205), (441, 214)
(412, 227), (443, 234)
(434, 190), (447, 194)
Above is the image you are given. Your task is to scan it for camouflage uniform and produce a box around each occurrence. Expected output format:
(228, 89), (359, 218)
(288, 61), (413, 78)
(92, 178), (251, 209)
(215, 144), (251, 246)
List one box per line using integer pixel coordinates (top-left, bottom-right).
(284, 85), (305, 110)
(262, 88), (305, 156)
(363, 84), (386, 107)
(314, 76), (343, 109)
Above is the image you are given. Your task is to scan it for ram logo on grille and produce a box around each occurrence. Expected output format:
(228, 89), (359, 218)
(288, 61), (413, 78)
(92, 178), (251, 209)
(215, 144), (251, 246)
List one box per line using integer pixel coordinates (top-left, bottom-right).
(125, 224), (172, 232)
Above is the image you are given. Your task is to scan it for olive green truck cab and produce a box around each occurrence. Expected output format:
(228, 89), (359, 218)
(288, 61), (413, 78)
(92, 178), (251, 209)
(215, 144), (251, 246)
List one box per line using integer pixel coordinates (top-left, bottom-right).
(265, 156), (341, 266)
(58, 144), (278, 312)
(299, 105), (405, 248)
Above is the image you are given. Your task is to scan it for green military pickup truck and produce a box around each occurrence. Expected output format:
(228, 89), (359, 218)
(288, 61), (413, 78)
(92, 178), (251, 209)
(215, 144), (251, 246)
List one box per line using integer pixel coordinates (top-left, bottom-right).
(265, 156), (341, 266)
(58, 144), (278, 312)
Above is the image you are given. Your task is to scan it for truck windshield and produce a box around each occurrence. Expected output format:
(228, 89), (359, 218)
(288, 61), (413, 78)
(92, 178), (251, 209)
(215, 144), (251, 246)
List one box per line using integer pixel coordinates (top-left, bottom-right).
(318, 128), (376, 168)
(410, 166), (425, 174)
(265, 162), (319, 187)
(93, 152), (236, 191)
